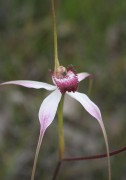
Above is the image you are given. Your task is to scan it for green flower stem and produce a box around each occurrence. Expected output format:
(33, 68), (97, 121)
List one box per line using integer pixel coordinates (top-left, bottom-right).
(57, 96), (65, 159)
(51, 0), (60, 71)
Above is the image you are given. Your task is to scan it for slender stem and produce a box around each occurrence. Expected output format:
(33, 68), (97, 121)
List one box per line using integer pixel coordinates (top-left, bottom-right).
(51, 145), (126, 179)
(57, 96), (65, 159)
(52, 97), (64, 179)
(52, 161), (62, 180)
(63, 146), (126, 161)
(51, 0), (60, 71)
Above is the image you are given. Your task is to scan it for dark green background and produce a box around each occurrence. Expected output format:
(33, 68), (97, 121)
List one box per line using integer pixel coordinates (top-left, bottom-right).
(0, 0), (126, 179)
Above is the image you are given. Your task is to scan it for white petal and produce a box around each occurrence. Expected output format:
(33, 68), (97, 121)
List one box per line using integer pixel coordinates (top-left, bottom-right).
(77, 72), (90, 82)
(1, 80), (56, 90)
(68, 91), (102, 121)
(68, 91), (111, 180)
(30, 89), (61, 180)
(39, 89), (62, 132)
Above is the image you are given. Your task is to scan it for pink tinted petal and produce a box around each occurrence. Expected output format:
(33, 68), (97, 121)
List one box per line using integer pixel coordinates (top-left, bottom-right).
(30, 89), (61, 180)
(67, 91), (111, 180)
(68, 91), (101, 121)
(39, 89), (61, 132)
(77, 72), (90, 82)
(1, 80), (56, 90)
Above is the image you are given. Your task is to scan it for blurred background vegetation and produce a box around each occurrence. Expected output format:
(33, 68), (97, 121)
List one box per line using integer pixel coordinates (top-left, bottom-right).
(0, 0), (126, 179)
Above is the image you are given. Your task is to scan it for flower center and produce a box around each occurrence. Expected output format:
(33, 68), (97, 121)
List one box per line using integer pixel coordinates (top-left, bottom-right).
(53, 65), (78, 94)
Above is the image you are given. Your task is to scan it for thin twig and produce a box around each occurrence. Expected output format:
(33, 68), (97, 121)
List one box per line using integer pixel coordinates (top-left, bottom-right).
(52, 161), (62, 180)
(52, 146), (126, 179)
(63, 146), (126, 161)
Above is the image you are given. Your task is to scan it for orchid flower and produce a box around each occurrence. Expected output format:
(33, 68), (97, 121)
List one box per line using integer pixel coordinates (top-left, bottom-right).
(1, 66), (111, 180)
(0, 0), (111, 179)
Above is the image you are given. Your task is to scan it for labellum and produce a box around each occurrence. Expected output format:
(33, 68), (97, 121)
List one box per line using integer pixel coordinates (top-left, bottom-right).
(53, 65), (78, 94)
